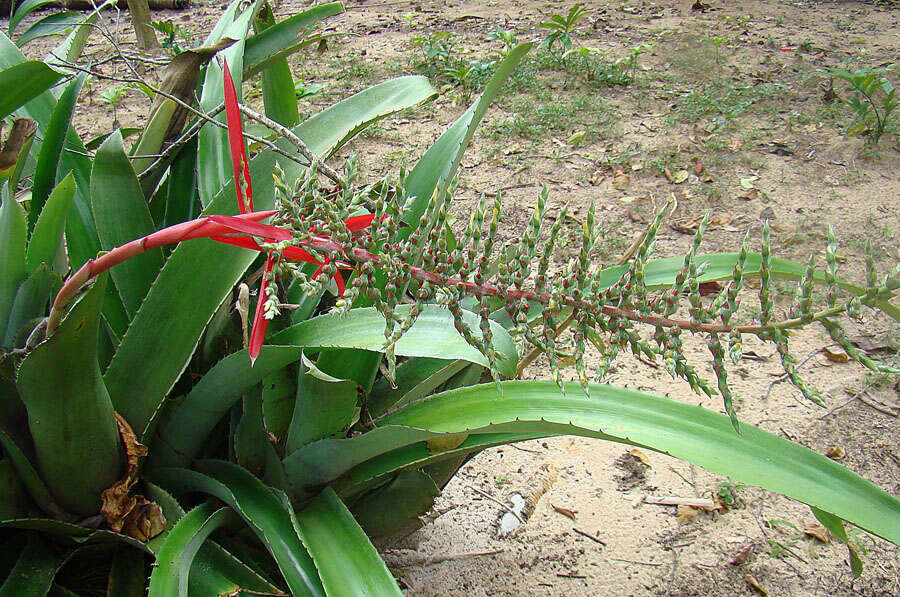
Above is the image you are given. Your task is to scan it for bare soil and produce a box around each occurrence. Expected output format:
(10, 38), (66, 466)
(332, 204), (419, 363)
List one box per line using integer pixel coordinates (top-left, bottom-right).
(7, 0), (900, 595)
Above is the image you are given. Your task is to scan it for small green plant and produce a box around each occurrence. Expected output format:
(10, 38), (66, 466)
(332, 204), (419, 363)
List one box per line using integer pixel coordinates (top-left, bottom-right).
(150, 19), (194, 54)
(294, 81), (324, 101)
(100, 84), (128, 107)
(409, 31), (494, 96)
(828, 66), (898, 144)
(487, 26), (519, 58)
(715, 481), (746, 508)
(539, 3), (588, 63)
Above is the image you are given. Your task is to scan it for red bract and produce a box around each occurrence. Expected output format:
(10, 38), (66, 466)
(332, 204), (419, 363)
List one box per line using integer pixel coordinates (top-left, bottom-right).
(223, 60), (253, 213)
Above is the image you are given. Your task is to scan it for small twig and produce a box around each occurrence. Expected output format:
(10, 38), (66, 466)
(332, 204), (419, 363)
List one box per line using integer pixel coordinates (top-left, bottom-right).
(858, 394), (899, 417)
(467, 485), (524, 525)
(664, 549), (680, 597)
(572, 527), (606, 546)
(644, 495), (717, 508)
(385, 548), (504, 568)
(557, 573), (587, 579)
(818, 381), (876, 419)
(237, 104), (344, 186)
(609, 558), (663, 567)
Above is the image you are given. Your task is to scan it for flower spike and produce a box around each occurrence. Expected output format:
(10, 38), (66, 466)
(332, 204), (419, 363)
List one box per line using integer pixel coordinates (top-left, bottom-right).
(223, 60), (253, 213)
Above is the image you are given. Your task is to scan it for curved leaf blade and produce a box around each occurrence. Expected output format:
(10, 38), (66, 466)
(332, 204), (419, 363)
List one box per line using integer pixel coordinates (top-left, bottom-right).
(359, 381), (900, 545)
(295, 487), (402, 597)
(0, 191), (27, 342)
(0, 534), (67, 596)
(151, 461), (325, 597)
(25, 172), (73, 274)
(0, 61), (62, 120)
(242, 2), (343, 79)
(15, 12), (82, 48)
(148, 503), (236, 597)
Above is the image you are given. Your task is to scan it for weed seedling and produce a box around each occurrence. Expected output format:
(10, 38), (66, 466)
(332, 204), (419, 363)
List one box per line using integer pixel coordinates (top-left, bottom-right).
(828, 66), (898, 145)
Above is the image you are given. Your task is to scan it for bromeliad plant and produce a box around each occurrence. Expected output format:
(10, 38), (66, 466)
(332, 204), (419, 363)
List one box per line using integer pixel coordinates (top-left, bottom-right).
(1, 1), (899, 594)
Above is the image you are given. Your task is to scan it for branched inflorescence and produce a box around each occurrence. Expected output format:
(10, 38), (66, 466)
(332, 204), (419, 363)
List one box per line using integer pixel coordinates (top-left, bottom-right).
(257, 168), (899, 432)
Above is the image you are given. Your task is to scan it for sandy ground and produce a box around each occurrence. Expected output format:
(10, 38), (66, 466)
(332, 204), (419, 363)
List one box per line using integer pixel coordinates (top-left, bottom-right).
(6, 0), (900, 595)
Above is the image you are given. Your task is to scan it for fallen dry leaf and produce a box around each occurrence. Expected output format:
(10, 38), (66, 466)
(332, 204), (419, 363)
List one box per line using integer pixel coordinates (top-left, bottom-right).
(826, 446), (846, 460)
(822, 347), (849, 363)
(613, 173), (631, 190)
(698, 281), (723, 296)
(737, 189), (758, 201)
(693, 161), (705, 175)
(803, 523), (830, 543)
(677, 504), (699, 525)
(630, 448), (652, 467)
(671, 170), (689, 184)
(101, 414), (166, 541)
(746, 575), (769, 596)
(552, 504), (577, 520)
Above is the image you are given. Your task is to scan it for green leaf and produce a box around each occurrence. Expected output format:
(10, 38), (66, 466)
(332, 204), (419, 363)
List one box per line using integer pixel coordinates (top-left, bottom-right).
(0, 32), (97, 272)
(3, 264), (59, 349)
(151, 461), (325, 597)
(0, 519), (151, 552)
(254, 3), (299, 127)
(16, 13), (82, 48)
(811, 506), (864, 578)
(196, 0), (259, 206)
(368, 357), (468, 418)
(105, 74), (439, 441)
(29, 71), (84, 234)
(16, 274), (122, 515)
(9, 0), (58, 36)
(234, 386), (269, 475)
(0, 61), (62, 120)
(0, 191), (27, 343)
(349, 469), (440, 541)
(44, 10), (98, 69)
(403, 42), (531, 228)
(242, 2), (343, 79)
(0, 534), (67, 596)
(269, 305), (517, 376)
(295, 487), (403, 596)
(346, 381), (900, 545)
(25, 173), (73, 273)
(0, 427), (58, 515)
(90, 130), (164, 317)
(293, 76), (436, 162)
(286, 355), (357, 454)
(149, 346), (305, 469)
(144, 483), (281, 596)
(148, 503), (238, 597)
(107, 550), (147, 597)
(162, 136), (199, 227)
(0, 460), (27, 520)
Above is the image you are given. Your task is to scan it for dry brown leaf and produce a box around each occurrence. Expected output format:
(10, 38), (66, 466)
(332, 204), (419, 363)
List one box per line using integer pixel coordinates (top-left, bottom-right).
(691, 0), (712, 11)
(746, 575), (769, 596)
(101, 414), (166, 541)
(0, 118), (38, 173)
(677, 504), (699, 525)
(630, 448), (652, 467)
(826, 446), (846, 460)
(698, 281), (723, 296)
(672, 170), (689, 184)
(803, 523), (830, 543)
(613, 173), (631, 190)
(552, 504), (577, 520)
(737, 189), (758, 200)
(670, 216), (702, 234)
(822, 347), (849, 363)
(663, 166), (675, 182)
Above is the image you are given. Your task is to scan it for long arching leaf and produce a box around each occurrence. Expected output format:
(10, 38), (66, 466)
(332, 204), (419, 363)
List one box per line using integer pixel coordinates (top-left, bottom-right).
(310, 381), (899, 545)
(0, 61), (62, 119)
